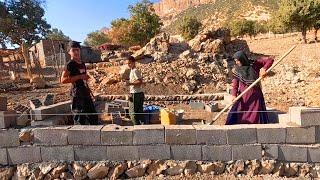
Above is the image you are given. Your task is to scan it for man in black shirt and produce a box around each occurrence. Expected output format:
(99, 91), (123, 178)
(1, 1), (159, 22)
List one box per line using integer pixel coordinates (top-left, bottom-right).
(61, 41), (99, 125)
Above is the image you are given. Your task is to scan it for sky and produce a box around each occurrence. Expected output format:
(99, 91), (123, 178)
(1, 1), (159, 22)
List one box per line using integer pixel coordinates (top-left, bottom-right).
(45, 0), (159, 43)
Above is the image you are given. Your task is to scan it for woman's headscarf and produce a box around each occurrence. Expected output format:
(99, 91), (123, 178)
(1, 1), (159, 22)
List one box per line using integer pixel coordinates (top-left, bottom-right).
(232, 51), (258, 86)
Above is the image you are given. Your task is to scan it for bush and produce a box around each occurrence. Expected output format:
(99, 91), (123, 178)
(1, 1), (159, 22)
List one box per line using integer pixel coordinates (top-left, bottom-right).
(179, 17), (202, 40)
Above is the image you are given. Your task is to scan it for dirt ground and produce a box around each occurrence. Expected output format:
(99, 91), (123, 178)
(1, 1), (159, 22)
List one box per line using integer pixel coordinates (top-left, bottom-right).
(1, 32), (319, 125)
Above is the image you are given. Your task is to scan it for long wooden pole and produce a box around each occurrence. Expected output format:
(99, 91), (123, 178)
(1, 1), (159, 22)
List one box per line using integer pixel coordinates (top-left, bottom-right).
(209, 45), (297, 125)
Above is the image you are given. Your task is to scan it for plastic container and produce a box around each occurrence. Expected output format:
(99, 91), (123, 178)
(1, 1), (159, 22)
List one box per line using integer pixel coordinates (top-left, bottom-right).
(144, 105), (160, 124)
(175, 109), (185, 122)
(160, 108), (176, 125)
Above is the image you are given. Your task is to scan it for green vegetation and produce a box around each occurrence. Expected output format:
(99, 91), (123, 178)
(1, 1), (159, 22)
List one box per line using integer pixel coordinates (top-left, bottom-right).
(84, 31), (110, 47)
(47, 28), (71, 41)
(178, 17), (202, 40)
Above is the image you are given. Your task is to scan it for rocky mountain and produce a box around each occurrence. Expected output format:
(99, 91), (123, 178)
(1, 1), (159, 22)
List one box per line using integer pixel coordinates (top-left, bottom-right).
(153, 0), (279, 34)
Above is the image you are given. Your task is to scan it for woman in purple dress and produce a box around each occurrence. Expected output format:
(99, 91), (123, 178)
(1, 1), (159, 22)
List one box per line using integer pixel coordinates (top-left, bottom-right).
(226, 51), (274, 125)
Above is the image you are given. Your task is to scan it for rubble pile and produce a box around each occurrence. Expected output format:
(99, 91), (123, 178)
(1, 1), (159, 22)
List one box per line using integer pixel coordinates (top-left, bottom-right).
(0, 160), (318, 179)
(96, 28), (251, 94)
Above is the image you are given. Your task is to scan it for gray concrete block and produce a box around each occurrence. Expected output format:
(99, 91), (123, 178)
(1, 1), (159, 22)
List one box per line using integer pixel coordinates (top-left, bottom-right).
(7, 146), (41, 165)
(226, 125), (257, 145)
(266, 107), (282, 123)
(286, 126), (316, 144)
(279, 145), (307, 162)
(189, 101), (205, 110)
(0, 129), (19, 147)
(278, 114), (289, 125)
(232, 145), (262, 160)
(289, 107), (320, 126)
(41, 146), (74, 162)
(308, 147), (320, 163)
(0, 97), (7, 111)
(0, 111), (17, 129)
(32, 101), (71, 121)
(165, 125), (196, 145)
(113, 99), (129, 107)
(194, 125), (227, 145)
(138, 145), (170, 160)
(133, 125), (164, 145)
(204, 103), (218, 112)
(0, 148), (7, 165)
(68, 125), (103, 145)
(107, 146), (138, 161)
(31, 115), (68, 126)
(171, 145), (202, 160)
(256, 124), (286, 144)
(202, 145), (232, 161)
(33, 126), (70, 146)
(264, 144), (279, 160)
(74, 146), (107, 161)
(101, 125), (133, 145)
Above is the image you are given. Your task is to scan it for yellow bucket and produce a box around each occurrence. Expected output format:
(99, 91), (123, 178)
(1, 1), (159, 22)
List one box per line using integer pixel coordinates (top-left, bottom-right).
(160, 108), (176, 125)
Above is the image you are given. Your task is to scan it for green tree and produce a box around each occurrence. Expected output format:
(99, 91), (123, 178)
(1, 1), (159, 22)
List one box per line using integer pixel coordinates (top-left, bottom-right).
(230, 19), (257, 38)
(47, 28), (71, 41)
(178, 17), (202, 40)
(268, 13), (289, 35)
(276, 0), (320, 43)
(128, 0), (162, 46)
(84, 31), (110, 47)
(109, 18), (132, 46)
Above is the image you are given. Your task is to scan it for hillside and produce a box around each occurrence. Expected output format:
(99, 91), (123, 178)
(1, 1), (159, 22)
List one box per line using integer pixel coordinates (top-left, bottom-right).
(154, 0), (279, 34)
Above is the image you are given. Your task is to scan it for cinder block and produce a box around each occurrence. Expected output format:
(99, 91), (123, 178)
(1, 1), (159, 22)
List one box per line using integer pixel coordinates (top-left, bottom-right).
(0, 129), (19, 147)
(226, 125), (257, 145)
(133, 125), (164, 145)
(0, 97), (7, 111)
(223, 93), (233, 105)
(171, 145), (202, 160)
(289, 107), (320, 126)
(202, 145), (232, 161)
(279, 145), (307, 162)
(138, 145), (170, 160)
(189, 101), (205, 110)
(41, 146), (74, 162)
(308, 147), (320, 163)
(256, 124), (286, 144)
(0, 148), (7, 165)
(32, 101), (71, 121)
(74, 146), (107, 161)
(0, 111), (17, 129)
(107, 146), (138, 161)
(33, 126), (70, 145)
(165, 125), (196, 145)
(278, 114), (289, 124)
(68, 125), (103, 145)
(264, 144), (279, 160)
(105, 102), (124, 114)
(31, 115), (68, 126)
(113, 99), (129, 107)
(204, 103), (218, 112)
(29, 99), (43, 109)
(7, 146), (41, 165)
(101, 125), (133, 145)
(286, 126), (316, 144)
(194, 125), (227, 145)
(232, 145), (262, 160)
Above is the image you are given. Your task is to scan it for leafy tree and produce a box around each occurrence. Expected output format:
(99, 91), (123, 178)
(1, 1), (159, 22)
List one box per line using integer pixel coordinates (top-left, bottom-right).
(128, 0), (162, 46)
(275, 0), (320, 43)
(47, 28), (71, 41)
(109, 18), (132, 46)
(268, 13), (289, 35)
(178, 17), (202, 40)
(84, 30), (110, 47)
(230, 19), (257, 38)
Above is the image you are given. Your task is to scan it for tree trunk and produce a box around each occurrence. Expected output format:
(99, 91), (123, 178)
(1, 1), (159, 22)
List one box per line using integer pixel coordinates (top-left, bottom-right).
(0, 56), (3, 69)
(315, 29), (318, 41)
(302, 29), (307, 44)
(21, 42), (33, 80)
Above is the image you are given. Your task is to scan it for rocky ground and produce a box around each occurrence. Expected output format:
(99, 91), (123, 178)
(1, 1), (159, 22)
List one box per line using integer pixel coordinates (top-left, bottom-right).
(1, 31), (319, 120)
(0, 159), (317, 179)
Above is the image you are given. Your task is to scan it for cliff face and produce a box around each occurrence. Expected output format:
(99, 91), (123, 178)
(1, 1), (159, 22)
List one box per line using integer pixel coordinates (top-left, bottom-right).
(153, 0), (216, 17)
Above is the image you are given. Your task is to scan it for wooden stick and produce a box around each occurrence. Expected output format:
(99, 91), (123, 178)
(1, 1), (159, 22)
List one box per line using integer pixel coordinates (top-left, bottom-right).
(209, 45), (297, 125)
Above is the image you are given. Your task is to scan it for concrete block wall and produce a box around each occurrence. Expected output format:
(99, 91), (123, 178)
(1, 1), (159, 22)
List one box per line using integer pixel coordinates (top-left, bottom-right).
(0, 107), (320, 165)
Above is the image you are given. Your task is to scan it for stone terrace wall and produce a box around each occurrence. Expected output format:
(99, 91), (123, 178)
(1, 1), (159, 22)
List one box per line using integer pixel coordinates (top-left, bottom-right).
(1, 106), (320, 166)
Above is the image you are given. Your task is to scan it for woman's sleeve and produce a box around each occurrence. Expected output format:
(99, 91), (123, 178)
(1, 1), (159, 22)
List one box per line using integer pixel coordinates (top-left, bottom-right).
(255, 57), (274, 70)
(231, 78), (239, 96)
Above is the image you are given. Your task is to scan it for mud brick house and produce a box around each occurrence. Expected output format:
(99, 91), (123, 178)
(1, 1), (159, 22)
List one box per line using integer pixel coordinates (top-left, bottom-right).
(29, 40), (102, 67)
